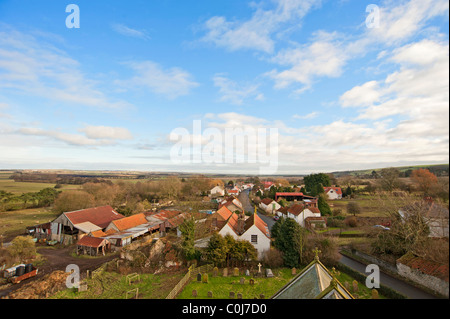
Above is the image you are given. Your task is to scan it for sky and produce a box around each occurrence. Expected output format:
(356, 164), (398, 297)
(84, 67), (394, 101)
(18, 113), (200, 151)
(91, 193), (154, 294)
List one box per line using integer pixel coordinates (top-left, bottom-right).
(0, 0), (448, 175)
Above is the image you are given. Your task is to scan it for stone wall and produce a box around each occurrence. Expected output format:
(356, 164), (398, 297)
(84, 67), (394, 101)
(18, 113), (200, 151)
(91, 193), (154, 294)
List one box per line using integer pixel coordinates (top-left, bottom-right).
(397, 262), (449, 298)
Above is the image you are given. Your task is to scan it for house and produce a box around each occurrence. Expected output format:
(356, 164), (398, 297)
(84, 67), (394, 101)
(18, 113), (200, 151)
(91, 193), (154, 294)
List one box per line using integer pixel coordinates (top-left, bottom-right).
(259, 198), (281, 214)
(217, 212), (271, 259)
(324, 187), (343, 200)
(399, 200), (449, 238)
(210, 185), (225, 196)
(279, 203), (323, 227)
(226, 186), (240, 196)
(219, 196), (244, 213)
(272, 251), (354, 299)
(40, 206), (125, 244)
(262, 181), (275, 191)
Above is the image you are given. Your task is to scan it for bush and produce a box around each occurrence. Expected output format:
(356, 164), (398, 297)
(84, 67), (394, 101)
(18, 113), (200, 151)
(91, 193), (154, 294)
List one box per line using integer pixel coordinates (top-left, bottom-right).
(262, 248), (284, 269)
(345, 216), (358, 228)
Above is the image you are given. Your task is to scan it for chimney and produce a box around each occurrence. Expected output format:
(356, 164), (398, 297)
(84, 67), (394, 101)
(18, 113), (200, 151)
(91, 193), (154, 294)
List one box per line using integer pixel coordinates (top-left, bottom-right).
(237, 213), (245, 235)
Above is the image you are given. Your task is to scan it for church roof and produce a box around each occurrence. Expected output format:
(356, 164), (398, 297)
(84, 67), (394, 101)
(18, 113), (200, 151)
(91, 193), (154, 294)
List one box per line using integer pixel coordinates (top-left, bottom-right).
(271, 253), (354, 299)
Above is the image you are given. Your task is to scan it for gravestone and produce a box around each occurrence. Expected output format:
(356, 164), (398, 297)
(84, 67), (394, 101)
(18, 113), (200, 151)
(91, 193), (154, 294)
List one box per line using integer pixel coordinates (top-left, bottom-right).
(229, 291), (235, 299)
(240, 277), (245, 285)
(371, 289), (379, 299)
(207, 291), (213, 298)
(202, 273), (209, 283)
(344, 281), (350, 291)
(223, 267), (228, 277)
(192, 289), (197, 297)
(78, 282), (88, 292)
(197, 273), (202, 282)
(265, 268), (274, 278)
(233, 267), (240, 277)
(245, 269), (250, 276)
(259, 294), (265, 299)
(237, 293), (243, 299)
(352, 280), (359, 293)
(249, 278), (255, 285)
(213, 267), (219, 277)
(291, 267), (296, 275)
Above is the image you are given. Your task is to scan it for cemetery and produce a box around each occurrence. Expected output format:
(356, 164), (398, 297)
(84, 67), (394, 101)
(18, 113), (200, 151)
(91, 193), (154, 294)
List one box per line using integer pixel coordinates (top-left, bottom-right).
(177, 263), (387, 299)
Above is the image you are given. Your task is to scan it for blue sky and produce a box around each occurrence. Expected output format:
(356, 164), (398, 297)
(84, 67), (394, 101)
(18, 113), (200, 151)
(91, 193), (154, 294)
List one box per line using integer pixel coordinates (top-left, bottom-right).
(0, 0), (448, 174)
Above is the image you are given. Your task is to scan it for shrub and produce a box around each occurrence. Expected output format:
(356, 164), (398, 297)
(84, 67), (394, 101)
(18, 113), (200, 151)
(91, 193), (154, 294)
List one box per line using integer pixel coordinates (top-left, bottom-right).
(262, 248), (284, 269)
(345, 216), (358, 228)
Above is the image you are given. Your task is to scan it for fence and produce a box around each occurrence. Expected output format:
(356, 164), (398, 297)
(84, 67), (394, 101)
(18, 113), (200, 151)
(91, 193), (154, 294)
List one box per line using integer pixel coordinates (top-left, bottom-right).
(166, 263), (213, 299)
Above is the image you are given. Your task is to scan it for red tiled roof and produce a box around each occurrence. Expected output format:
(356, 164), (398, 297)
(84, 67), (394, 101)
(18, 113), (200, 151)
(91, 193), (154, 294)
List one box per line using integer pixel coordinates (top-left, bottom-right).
(64, 206), (125, 229)
(307, 207), (321, 214)
(261, 198), (275, 205)
(287, 203), (305, 216)
(110, 213), (148, 231)
(324, 187), (342, 195)
(397, 253), (449, 282)
(216, 206), (233, 221)
(276, 192), (303, 196)
(245, 213), (270, 238)
(77, 236), (108, 248)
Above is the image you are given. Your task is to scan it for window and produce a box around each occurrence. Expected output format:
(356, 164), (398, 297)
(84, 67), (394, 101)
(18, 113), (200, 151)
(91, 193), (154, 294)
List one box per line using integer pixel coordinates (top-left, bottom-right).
(251, 235), (258, 243)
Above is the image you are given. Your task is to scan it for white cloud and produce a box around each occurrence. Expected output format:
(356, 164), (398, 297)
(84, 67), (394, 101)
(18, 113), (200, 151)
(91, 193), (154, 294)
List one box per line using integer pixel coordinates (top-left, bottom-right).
(268, 32), (348, 92)
(117, 61), (199, 99)
(339, 81), (383, 107)
(0, 27), (131, 109)
(293, 112), (319, 119)
(78, 125), (133, 140)
(111, 23), (150, 40)
(200, 0), (320, 53)
(366, 0), (449, 45)
(213, 74), (263, 105)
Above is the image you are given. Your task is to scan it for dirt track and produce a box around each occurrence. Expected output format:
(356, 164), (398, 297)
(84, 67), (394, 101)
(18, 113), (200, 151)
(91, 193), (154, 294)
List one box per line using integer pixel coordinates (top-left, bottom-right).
(0, 245), (117, 298)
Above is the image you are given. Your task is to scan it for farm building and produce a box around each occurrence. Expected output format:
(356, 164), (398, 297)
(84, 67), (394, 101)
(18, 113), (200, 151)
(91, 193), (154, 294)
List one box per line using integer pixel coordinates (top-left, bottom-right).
(28, 206), (125, 244)
(259, 198), (281, 214)
(76, 236), (111, 256)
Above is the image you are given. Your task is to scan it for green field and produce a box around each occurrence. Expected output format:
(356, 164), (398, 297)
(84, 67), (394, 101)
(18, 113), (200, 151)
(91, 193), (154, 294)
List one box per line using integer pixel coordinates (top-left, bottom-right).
(0, 207), (59, 239)
(327, 195), (387, 218)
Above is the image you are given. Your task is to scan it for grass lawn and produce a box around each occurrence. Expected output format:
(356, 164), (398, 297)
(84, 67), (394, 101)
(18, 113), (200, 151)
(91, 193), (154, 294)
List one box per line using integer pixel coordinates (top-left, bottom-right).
(0, 207), (59, 239)
(336, 271), (386, 299)
(178, 268), (295, 299)
(328, 195), (387, 218)
(52, 270), (185, 299)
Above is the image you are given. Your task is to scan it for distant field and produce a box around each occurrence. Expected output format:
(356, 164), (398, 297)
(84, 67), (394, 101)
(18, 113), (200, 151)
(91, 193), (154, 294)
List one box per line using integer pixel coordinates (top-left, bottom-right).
(0, 173), (81, 194)
(0, 207), (59, 240)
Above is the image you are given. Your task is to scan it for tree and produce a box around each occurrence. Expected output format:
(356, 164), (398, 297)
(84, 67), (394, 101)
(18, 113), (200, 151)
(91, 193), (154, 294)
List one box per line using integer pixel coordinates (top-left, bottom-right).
(179, 216), (197, 260)
(8, 236), (36, 260)
(347, 201), (362, 216)
(53, 190), (95, 214)
(318, 194), (332, 216)
(304, 173), (331, 194)
(379, 168), (400, 191)
(206, 233), (228, 266)
(411, 169), (438, 195)
(274, 218), (306, 267)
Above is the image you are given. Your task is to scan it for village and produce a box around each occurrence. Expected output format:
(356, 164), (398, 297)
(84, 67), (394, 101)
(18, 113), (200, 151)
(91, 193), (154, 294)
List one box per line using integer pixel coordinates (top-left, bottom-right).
(0, 169), (448, 300)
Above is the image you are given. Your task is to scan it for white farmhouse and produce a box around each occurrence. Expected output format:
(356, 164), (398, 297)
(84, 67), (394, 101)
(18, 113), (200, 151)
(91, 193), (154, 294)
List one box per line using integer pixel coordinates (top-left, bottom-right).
(259, 198), (281, 214)
(217, 212), (271, 259)
(210, 185), (225, 196)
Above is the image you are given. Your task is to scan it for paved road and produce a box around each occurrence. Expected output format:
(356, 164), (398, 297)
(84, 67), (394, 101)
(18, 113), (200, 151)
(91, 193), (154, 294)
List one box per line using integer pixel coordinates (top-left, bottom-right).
(238, 189), (276, 233)
(339, 254), (438, 299)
